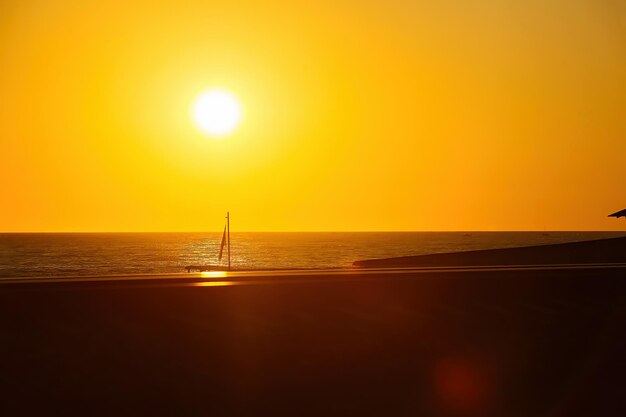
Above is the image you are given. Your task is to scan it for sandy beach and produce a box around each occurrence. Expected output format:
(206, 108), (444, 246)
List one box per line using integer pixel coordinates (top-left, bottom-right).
(1, 261), (625, 416)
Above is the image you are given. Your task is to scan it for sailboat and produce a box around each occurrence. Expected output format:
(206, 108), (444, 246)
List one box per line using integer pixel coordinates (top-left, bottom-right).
(218, 212), (231, 270)
(185, 212), (231, 272)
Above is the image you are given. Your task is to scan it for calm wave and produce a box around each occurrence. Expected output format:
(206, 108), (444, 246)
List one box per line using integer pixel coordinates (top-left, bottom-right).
(1, 232), (624, 278)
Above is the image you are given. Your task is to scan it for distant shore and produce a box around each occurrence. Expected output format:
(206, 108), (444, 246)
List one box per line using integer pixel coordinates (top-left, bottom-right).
(353, 236), (626, 268)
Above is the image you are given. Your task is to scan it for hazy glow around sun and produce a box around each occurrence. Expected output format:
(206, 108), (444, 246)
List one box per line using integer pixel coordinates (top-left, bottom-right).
(192, 89), (242, 137)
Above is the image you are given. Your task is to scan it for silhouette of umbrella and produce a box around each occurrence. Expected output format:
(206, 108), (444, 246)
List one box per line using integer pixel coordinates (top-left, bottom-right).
(608, 208), (626, 218)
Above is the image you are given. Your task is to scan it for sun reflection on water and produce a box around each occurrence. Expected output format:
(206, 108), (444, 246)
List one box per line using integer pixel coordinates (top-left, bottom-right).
(200, 271), (227, 278)
(194, 281), (238, 287)
(195, 270), (237, 287)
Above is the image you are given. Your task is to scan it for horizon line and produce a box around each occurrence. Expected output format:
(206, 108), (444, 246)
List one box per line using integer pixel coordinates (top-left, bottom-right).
(1, 230), (625, 234)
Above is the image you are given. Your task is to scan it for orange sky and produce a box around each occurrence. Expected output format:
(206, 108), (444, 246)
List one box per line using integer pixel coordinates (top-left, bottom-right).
(1, 0), (625, 232)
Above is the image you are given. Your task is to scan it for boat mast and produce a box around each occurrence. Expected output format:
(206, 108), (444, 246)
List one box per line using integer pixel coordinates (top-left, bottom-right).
(227, 211), (231, 271)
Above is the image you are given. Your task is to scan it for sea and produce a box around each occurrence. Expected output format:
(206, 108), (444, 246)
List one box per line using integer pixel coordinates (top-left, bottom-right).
(1, 232), (624, 278)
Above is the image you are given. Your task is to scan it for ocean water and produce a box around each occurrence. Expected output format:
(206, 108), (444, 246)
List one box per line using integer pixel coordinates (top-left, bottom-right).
(0, 232), (624, 278)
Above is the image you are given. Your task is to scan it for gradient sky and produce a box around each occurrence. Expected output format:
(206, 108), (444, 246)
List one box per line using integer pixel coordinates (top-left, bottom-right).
(1, 0), (625, 231)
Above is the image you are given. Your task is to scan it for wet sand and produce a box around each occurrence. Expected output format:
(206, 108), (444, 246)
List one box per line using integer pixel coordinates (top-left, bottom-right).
(1, 265), (625, 416)
(354, 236), (626, 268)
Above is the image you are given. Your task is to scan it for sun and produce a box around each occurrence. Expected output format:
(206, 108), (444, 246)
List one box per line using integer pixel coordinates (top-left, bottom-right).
(192, 89), (242, 137)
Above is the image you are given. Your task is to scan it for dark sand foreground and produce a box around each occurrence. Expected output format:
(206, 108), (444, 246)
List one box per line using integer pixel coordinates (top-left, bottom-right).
(1, 265), (625, 416)
(354, 236), (626, 268)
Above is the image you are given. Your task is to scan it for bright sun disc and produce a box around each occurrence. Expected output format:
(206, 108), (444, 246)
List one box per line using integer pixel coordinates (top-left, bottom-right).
(192, 89), (242, 137)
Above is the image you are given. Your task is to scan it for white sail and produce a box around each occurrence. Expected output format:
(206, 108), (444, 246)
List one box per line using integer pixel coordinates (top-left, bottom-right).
(218, 224), (227, 261)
